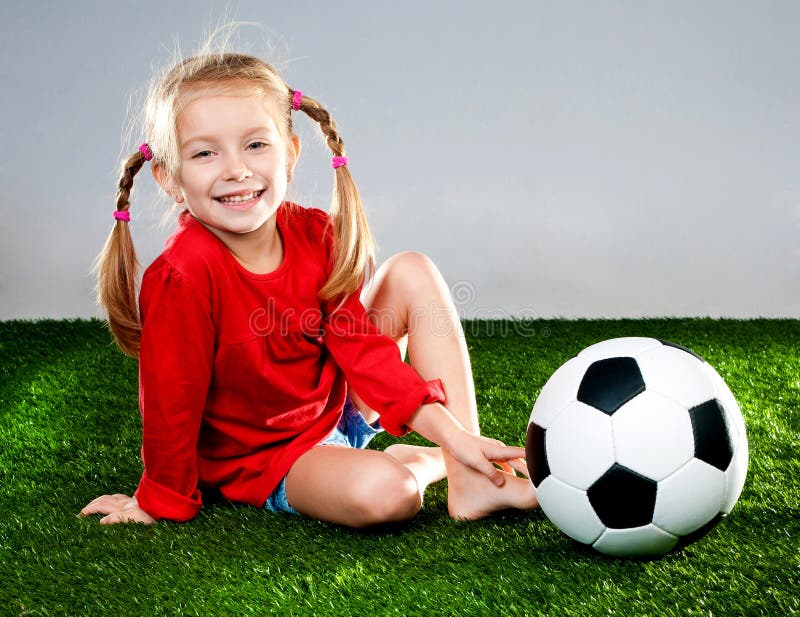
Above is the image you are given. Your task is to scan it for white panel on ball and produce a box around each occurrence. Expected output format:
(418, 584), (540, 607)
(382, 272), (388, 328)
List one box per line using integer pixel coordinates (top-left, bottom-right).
(722, 441), (749, 514)
(546, 401), (615, 490)
(530, 356), (591, 429)
(535, 476), (605, 545)
(577, 337), (662, 364)
(636, 346), (716, 409)
(593, 524), (678, 557)
(612, 390), (695, 481)
(652, 459), (725, 536)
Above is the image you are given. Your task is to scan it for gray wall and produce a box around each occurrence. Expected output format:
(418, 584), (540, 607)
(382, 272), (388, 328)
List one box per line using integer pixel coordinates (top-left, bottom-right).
(1, 1), (797, 320)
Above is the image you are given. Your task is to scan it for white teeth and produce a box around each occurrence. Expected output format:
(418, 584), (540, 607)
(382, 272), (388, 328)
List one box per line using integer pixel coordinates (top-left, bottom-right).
(218, 190), (261, 203)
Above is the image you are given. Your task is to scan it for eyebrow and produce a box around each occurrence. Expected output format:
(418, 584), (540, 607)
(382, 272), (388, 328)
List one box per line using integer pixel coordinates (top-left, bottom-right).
(181, 126), (277, 150)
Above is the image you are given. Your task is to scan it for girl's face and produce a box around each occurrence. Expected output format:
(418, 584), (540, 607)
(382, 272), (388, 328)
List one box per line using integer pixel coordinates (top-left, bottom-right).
(168, 93), (298, 236)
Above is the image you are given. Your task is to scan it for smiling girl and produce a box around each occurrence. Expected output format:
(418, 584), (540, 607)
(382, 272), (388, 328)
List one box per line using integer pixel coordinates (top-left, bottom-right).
(81, 37), (537, 527)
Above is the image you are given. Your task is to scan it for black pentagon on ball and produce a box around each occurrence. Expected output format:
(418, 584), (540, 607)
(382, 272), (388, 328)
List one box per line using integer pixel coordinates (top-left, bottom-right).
(587, 463), (657, 529)
(577, 357), (645, 415)
(525, 422), (550, 488)
(690, 399), (734, 471)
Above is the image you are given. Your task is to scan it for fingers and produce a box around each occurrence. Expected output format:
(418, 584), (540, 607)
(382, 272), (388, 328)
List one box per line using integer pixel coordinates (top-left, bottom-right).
(99, 511), (125, 525)
(480, 442), (530, 486)
(491, 458), (530, 482)
(98, 506), (157, 525)
(484, 464), (506, 487)
(506, 457), (530, 479)
(80, 493), (156, 524)
(495, 461), (514, 474)
(79, 493), (133, 517)
(100, 511), (131, 525)
(453, 432), (530, 487)
(484, 442), (531, 482)
(487, 444), (526, 462)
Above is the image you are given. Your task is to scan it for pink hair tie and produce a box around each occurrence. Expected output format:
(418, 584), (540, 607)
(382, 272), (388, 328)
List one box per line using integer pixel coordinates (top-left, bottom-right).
(139, 143), (153, 161)
(114, 210), (131, 222)
(291, 90), (303, 111)
(331, 156), (348, 169)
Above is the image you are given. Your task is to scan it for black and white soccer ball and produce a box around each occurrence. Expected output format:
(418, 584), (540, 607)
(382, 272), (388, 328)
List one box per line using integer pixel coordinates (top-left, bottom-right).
(526, 337), (748, 557)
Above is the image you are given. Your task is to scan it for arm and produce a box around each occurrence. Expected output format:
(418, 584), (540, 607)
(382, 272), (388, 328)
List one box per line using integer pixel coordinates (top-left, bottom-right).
(310, 208), (524, 482)
(80, 262), (214, 524)
(322, 288), (447, 436)
(135, 264), (214, 521)
(323, 294), (526, 484)
(407, 402), (527, 487)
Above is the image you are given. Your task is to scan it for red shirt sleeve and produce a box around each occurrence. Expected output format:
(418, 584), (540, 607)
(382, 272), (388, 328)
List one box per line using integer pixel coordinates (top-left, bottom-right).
(133, 260), (214, 522)
(308, 208), (446, 436)
(323, 289), (446, 436)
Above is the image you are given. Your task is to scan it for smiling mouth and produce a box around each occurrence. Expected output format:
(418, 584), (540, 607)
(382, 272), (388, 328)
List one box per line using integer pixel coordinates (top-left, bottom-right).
(214, 189), (265, 204)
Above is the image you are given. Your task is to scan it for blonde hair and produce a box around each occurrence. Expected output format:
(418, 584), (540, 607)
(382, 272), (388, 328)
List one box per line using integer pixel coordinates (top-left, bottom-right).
(96, 35), (375, 358)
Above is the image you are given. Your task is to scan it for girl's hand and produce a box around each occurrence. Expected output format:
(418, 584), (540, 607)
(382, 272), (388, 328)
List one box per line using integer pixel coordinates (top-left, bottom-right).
(79, 494), (156, 525)
(445, 429), (528, 487)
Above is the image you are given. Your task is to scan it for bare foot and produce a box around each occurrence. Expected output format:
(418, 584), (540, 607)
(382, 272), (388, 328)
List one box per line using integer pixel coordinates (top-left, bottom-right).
(384, 444), (447, 499)
(446, 460), (539, 521)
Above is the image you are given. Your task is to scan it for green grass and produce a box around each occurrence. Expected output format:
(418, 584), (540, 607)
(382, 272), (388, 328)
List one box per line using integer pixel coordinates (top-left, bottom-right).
(1, 318), (798, 616)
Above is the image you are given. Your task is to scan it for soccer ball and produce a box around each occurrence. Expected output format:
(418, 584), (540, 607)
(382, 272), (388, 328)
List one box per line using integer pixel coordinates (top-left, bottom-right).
(526, 337), (748, 557)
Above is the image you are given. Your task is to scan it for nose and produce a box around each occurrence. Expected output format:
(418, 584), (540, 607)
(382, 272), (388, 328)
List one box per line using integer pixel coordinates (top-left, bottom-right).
(222, 152), (253, 181)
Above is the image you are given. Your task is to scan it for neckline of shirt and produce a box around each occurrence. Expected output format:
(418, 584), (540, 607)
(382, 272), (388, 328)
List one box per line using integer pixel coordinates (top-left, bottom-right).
(182, 203), (292, 281)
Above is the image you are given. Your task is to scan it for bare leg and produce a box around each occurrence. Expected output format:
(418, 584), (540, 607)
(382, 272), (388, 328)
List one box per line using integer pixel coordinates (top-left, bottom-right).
(285, 446), (422, 527)
(384, 444), (446, 501)
(351, 252), (538, 519)
(347, 280), (447, 505)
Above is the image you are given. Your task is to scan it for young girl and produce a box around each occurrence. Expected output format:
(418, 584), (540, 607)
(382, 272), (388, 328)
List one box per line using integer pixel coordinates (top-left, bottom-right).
(80, 46), (538, 527)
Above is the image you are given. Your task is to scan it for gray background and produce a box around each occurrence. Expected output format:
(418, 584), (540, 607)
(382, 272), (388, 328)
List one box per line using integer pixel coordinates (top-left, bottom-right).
(1, 1), (797, 320)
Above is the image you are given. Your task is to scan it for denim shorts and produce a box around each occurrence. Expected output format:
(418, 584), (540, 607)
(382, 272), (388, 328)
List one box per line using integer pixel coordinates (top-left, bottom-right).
(264, 398), (383, 514)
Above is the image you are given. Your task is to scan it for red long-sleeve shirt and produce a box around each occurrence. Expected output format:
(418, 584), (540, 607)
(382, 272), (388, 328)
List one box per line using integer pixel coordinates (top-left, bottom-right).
(133, 203), (445, 521)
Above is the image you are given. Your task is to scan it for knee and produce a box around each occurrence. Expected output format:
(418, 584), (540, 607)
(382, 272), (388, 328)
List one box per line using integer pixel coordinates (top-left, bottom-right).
(385, 251), (439, 279)
(382, 251), (444, 296)
(352, 462), (421, 527)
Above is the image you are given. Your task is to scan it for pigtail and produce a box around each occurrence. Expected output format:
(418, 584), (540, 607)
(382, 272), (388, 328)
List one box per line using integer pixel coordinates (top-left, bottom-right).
(94, 149), (148, 358)
(294, 92), (375, 305)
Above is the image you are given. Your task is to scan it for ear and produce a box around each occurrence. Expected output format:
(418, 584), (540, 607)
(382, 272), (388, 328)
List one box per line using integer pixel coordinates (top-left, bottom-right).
(151, 163), (185, 203)
(287, 134), (301, 178)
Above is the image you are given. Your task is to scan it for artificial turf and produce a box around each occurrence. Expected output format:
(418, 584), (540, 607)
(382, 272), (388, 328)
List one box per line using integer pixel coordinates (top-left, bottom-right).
(0, 318), (797, 616)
